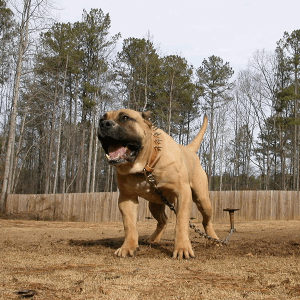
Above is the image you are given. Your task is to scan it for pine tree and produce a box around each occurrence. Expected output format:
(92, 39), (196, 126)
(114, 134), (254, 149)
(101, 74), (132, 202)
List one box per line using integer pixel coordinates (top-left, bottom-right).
(158, 55), (197, 140)
(115, 36), (161, 111)
(196, 55), (234, 190)
(276, 30), (300, 190)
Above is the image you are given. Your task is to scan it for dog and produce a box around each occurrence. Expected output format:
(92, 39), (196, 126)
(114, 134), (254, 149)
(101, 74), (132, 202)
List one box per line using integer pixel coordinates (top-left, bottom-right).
(98, 109), (218, 259)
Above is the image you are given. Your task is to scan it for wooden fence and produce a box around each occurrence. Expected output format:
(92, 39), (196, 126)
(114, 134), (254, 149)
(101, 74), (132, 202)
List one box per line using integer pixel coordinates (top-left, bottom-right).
(6, 190), (300, 223)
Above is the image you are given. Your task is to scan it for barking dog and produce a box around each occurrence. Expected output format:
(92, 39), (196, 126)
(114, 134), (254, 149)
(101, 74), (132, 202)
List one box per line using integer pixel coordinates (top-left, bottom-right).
(98, 109), (218, 259)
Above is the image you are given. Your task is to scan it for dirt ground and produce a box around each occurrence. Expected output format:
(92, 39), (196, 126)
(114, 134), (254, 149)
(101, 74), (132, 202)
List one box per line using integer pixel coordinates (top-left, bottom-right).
(0, 218), (300, 300)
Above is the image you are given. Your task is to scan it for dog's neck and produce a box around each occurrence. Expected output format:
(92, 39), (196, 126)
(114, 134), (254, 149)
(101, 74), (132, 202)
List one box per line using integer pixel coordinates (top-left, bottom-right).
(144, 127), (162, 173)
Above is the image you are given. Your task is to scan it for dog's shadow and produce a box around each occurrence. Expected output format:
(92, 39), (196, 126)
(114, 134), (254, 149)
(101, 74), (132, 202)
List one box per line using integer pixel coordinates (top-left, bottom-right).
(69, 235), (173, 257)
(69, 237), (123, 249)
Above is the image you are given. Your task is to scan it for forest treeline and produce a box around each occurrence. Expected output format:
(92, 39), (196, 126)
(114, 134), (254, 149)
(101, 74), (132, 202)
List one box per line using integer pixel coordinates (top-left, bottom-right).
(1, 0), (300, 211)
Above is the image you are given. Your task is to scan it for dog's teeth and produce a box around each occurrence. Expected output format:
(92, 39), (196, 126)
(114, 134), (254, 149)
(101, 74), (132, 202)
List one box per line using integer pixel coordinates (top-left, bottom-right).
(106, 154), (110, 159)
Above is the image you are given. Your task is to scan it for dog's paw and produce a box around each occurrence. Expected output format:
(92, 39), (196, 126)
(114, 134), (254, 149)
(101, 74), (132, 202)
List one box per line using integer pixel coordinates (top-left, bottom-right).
(145, 235), (160, 244)
(210, 240), (222, 247)
(114, 246), (138, 258)
(172, 243), (195, 259)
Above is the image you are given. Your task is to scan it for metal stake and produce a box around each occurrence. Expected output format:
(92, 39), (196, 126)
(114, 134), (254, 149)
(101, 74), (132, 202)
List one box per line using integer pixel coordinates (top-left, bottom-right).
(223, 208), (239, 232)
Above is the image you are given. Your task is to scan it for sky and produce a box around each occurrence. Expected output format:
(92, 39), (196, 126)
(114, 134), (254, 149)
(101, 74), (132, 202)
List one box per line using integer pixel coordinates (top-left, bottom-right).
(56, 0), (300, 74)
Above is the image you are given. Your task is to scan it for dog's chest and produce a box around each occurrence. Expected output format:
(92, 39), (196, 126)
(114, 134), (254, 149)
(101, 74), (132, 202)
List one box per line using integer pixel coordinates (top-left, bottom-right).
(133, 175), (151, 192)
(118, 173), (162, 203)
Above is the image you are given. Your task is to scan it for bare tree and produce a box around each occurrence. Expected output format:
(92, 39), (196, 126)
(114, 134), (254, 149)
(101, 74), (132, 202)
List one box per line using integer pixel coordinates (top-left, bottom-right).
(53, 54), (68, 194)
(1, 0), (54, 211)
(1, 0), (31, 212)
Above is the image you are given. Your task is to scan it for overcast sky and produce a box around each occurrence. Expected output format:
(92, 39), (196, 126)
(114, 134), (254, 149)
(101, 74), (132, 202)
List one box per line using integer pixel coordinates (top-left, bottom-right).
(56, 0), (300, 74)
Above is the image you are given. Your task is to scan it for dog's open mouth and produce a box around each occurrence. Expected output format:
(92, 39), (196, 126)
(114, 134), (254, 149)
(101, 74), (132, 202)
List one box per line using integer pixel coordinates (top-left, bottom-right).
(106, 144), (139, 165)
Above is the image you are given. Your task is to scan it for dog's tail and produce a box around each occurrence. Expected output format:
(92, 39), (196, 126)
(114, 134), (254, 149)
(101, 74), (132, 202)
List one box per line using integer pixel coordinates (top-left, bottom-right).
(186, 115), (208, 153)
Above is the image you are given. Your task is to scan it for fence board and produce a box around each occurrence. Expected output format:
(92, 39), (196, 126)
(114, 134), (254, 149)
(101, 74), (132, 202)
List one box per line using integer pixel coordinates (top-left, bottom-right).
(6, 191), (300, 223)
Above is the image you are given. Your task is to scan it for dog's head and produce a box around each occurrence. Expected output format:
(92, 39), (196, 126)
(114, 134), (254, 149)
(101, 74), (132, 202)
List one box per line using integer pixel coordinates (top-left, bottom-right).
(98, 109), (152, 166)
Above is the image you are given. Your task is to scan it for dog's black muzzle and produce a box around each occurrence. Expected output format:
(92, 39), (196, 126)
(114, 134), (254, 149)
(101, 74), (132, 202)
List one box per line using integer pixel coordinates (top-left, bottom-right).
(98, 119), (116, 137)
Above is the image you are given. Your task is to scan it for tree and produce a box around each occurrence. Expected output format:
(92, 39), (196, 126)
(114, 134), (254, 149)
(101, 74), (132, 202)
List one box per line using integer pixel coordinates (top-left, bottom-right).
(115, 36), (161, 111)
(74, 9), (119, 193)
(233, 68), (268, 189)
(276, 30), (300, 190)
(1, 0), (39, 211)
(15, 9), (119, 195)
(0, 0), (15, 86)
(36, 22), (74, 194)
(157, 55), (196, 137)
(0, 1), (15, 202)
(230, 124), (253, 189)
(196, 55), (234, 189)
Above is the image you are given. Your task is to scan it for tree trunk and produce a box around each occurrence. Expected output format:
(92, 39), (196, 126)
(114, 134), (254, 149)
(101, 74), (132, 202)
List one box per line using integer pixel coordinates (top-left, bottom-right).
(279, 126), (286, 189)
(294, 70), (299, 190)
(11, 105), (29, 193)
(208, 99), (214, 190)
(143, 56), (148, 111)
(70, 76), (79, 193)
(167, 74), (174, 136)
(76, 128), (86, 192)
(45, 77), (59, 194)
(53, 55), (68, 194)
(91, 132), (99, 193)
(86, 102), (96, 193)
(1, 0), (31, 212)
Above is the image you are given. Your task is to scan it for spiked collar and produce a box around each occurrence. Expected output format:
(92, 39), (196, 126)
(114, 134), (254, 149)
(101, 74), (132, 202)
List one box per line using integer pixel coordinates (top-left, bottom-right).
(143, 126), (162, 173)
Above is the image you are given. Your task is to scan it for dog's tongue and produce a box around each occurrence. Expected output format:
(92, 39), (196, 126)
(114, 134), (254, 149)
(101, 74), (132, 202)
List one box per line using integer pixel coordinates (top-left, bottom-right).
(108, 145), (127, 158)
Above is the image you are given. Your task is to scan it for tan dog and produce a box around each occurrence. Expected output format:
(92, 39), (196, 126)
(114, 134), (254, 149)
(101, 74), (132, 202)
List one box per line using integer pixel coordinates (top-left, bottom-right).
(98, 109), (218, 259)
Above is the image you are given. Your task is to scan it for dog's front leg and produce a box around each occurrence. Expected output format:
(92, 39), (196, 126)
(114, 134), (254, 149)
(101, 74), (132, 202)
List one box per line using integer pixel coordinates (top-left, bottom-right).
(173, 187), (195, 259)
(114, 195), (139, 257)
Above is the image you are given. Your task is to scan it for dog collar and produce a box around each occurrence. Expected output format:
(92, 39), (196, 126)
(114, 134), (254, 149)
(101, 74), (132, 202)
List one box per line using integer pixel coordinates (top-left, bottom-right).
(144, 128), (162, 173)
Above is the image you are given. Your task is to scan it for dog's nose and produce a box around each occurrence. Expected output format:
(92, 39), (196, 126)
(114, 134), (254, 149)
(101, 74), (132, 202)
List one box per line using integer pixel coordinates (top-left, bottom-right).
(100, 120), (114, 129)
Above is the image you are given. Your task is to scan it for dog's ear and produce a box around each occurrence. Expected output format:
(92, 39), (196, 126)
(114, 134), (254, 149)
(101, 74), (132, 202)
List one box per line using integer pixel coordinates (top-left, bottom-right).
(140, 111), (152, 128)
(141, 111), (151, 120)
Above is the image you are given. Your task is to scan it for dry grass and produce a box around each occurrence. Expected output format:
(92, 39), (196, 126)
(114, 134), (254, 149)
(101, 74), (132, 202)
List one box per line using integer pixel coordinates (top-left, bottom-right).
(0, 219), (300, 299)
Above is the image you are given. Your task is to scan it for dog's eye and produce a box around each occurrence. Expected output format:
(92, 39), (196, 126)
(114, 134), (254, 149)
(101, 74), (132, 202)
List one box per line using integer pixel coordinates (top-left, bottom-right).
(121, 115), (130, 122)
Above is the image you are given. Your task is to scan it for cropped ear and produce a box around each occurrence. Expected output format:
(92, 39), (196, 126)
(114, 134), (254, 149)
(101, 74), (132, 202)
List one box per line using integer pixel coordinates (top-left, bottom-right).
(141, 111), (151, 120)
(140, 111), (152, 128)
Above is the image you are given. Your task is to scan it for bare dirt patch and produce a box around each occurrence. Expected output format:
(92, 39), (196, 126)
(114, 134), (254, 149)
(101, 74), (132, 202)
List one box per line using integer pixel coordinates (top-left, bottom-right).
(0, 219), (300, 299)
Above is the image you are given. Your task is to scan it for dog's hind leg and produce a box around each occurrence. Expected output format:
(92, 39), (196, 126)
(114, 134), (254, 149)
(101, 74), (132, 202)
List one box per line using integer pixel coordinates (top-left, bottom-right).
(146, 202), (168, 244)
(191, 166), (218, 240)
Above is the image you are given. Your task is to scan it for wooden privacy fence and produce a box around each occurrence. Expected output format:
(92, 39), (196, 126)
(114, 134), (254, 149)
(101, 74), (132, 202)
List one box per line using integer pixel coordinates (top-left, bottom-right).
(6, 190), (300, 223)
